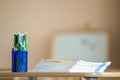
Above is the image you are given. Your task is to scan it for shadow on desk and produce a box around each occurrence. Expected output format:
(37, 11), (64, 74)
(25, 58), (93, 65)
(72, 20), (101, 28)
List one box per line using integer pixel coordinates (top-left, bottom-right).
(0, 77), (13, 80)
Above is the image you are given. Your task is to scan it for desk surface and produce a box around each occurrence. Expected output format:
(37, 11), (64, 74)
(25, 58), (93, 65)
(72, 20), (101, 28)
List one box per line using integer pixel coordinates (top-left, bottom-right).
(0, 69), (120, 77)
(0, 72), (120, 77)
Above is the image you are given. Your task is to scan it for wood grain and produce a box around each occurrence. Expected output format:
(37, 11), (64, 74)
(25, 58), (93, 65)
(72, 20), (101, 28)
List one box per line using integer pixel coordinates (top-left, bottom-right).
(0, 72), (120, 77)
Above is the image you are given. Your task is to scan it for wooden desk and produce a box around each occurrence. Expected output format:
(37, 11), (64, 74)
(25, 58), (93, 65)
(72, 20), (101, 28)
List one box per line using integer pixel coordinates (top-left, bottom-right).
(0, 71), (120, 80)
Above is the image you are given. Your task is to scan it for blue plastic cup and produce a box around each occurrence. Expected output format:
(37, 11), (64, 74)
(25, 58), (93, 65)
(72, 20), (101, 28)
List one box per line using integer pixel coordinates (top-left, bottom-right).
(12, 51), (28, 72)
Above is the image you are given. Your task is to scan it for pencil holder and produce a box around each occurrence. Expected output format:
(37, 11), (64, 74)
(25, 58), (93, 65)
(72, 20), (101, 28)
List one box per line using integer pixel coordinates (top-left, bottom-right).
(12, 51), (28, 72)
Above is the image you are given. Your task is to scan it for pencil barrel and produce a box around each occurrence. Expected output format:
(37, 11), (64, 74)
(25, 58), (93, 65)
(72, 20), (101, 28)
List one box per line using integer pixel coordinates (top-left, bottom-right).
(12, 51), (28, 72)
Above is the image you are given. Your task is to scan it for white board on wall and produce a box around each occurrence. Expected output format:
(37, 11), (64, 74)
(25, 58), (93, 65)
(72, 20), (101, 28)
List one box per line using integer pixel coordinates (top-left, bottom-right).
(52, 32), (109, 62)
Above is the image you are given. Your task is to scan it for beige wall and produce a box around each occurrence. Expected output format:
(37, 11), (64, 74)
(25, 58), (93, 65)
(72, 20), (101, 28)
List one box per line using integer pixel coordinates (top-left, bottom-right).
(0, 0), (120, 70)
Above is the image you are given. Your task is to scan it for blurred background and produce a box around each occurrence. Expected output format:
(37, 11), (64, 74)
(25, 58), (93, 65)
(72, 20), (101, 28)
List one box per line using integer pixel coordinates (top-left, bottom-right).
(0, 0), (120, 80)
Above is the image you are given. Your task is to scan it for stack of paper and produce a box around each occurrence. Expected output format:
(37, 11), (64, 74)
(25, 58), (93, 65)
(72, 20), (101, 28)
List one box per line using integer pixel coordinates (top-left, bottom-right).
(69, 60), (111, 72)
(32, 59), (111, 72)
(32, 59), (76, 72)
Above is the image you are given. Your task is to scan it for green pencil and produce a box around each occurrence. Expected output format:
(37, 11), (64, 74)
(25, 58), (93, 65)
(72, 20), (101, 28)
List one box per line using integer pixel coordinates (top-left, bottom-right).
(17, 32), (22, 51)
(14, 32), (17, 50)
(24, 32), (28, 51)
